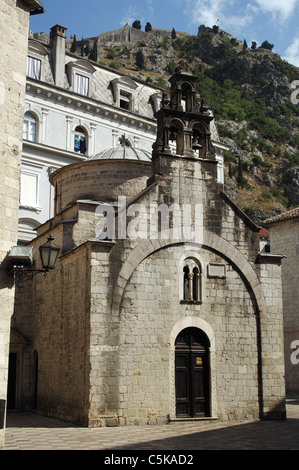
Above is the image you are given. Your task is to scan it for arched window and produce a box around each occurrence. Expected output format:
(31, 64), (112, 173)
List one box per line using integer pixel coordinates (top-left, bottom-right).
(169, 119), (184, 155)
(193, 266), (200, 301)
(181, 82), (193, 112)
(183, 266), (190, 301)
(74, 126), (87, 154)
(182, 258), (202, 302)
(23, 112), (37, 142)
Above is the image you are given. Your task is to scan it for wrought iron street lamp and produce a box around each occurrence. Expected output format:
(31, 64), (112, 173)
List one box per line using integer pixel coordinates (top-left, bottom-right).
(39, 234), (60, 271)
(8, 234), (60, 284)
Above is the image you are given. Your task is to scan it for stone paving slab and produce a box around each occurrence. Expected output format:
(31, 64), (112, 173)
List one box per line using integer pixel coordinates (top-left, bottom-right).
(3, 397), (299, 451)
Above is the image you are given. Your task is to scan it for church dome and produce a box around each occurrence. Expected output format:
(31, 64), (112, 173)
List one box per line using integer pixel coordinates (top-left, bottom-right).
(88, 135), (152, 162)
(50, 134), (153, 212)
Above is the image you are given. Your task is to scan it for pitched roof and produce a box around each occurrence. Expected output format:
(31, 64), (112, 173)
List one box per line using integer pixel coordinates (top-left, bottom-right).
(259, 227), (270, 237)
(264, 207), (299, 225)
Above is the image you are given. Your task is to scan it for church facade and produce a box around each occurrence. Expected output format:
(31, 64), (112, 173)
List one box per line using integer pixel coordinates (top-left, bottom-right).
(11, 62), (286, 426)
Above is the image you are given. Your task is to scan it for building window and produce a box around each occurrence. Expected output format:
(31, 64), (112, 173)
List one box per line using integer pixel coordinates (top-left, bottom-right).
(66, 60), (95, 97)
(182, 258), (202, 302)
(23, 112), (37, 142)
(75, 73), (89, 96)
(27, 56), (41, 80)
(119, 91), (132, 110)
(74, 127), (87, 154)
(18, 218), (39, 244)
(295, 232), (299, 256)
(111, 77), (137, 112)
(20, 171), (39, 208)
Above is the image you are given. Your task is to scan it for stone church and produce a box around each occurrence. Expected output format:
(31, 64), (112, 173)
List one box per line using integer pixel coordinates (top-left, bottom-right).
(11, 62), (286, 426)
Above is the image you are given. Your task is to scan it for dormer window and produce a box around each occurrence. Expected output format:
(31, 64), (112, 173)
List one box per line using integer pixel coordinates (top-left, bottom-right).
(75, 73), (89, 96)
(111, 77), (137, 112)
(120, 91), (132, 110)
(27, 56), (41, 80)
(66, 60), (96, 97)
(26, 39), (49, 82)
(150, 92), (162, 113)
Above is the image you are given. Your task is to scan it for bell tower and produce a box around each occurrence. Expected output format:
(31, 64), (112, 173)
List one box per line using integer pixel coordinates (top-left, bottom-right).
(152, 61), (216, 167)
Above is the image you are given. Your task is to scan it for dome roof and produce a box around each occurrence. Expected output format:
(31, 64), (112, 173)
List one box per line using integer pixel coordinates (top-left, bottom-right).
(89, 146), (152, 162)
(88, 135), (152, 162)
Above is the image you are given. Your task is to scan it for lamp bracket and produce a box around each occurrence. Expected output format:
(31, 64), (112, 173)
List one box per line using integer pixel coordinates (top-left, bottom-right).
(9, 267), (49, 284)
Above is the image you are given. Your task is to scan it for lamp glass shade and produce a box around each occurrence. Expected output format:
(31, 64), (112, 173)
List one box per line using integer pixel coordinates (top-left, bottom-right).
(39, 235), (60, 270)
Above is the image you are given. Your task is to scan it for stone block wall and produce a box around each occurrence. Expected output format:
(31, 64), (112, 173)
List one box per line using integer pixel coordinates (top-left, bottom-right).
(0, 0), (35, 448)
(52, 160), (152, 214)
(14, 242), (92, 424)
(268, 219), (299, 393)
(84, 156), (285, 425)
(113, 244), (260, 424)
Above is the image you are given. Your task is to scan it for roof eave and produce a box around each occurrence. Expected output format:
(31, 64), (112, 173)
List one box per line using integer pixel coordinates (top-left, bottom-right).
(21, 0), (44, 15)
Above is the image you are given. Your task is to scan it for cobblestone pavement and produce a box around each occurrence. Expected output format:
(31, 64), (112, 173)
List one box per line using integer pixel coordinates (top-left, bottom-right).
(3, 397), (299, 451)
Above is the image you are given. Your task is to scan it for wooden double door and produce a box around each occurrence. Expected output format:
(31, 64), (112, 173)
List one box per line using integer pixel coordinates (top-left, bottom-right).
(175, 328), (210, 418)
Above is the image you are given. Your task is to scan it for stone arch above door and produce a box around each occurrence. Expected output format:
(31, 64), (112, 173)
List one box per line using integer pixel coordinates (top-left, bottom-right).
(170, 317), (215, 352)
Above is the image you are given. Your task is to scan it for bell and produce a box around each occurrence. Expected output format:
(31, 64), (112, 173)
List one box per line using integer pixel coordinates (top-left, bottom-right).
(169, 131), (176, 142)
(192, 135), (202, 150)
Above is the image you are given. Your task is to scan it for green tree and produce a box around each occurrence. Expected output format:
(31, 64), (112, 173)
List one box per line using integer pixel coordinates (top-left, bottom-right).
(81, 37), (84, 56)
(251, 41), (257, 50)
(70, 34), (77, 53)
(145, 22), (152, 32)
(89, 39), (98, 62)
(171, 28), (176, 40)
(260, 40), (274, 50)
(135, 49), (145, 69)
(85, 42), (90, 56)
(132, 20), (141, 30)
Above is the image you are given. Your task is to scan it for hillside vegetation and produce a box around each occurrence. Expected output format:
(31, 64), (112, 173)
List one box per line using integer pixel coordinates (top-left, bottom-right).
(68, 24), (299, 224)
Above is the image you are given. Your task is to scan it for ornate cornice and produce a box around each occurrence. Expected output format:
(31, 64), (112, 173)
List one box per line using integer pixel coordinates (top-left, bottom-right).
(26, 79), (156, 132)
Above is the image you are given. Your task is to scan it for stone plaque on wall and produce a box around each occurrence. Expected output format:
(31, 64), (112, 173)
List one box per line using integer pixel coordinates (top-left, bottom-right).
(207, 263), (226, 278)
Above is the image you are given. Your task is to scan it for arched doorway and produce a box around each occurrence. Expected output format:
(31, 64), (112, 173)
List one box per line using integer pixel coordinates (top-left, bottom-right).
(175, 327), (210, 418)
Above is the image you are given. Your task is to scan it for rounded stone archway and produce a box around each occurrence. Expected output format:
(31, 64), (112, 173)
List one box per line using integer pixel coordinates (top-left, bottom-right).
(111, 230), (267, 317)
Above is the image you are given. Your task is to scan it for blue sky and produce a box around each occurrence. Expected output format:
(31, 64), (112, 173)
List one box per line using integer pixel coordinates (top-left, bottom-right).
(30, 0), (299, 66)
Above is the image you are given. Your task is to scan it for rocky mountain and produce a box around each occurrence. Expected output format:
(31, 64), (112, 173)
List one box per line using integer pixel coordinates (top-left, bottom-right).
(66, 23), (299, 225)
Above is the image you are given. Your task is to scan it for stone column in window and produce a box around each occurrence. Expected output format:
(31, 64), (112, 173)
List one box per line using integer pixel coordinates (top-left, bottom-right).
(188, 272), (194, 301)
